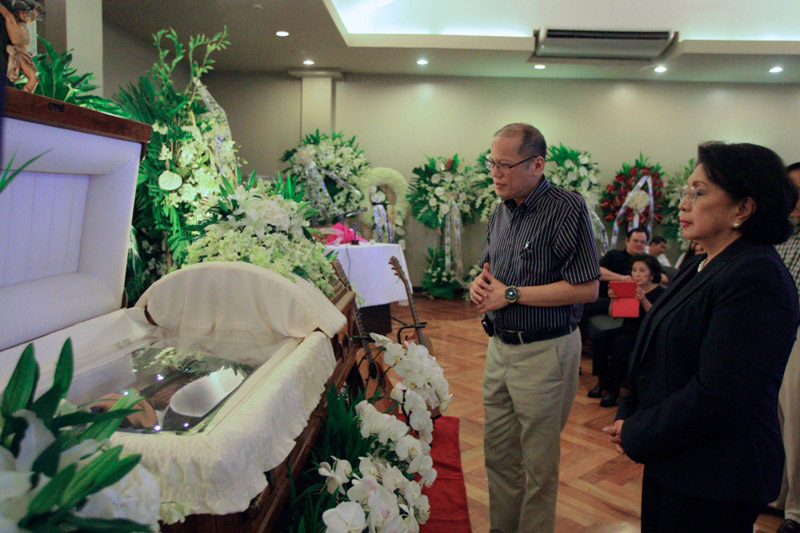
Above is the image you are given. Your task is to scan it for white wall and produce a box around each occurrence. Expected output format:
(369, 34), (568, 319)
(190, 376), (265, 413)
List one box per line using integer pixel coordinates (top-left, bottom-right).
(163, 70), (800, 284)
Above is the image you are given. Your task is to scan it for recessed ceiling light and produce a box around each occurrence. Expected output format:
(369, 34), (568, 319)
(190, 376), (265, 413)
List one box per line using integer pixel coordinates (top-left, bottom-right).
(417, 58), (428, 66)
(252, 3), (263, 9)
(303, 59), (315, 66)
(654, 65), (667, 73)
(276, 31), (289, 37)
(534, 64), (546, 70)
(770, 65), (784, 74)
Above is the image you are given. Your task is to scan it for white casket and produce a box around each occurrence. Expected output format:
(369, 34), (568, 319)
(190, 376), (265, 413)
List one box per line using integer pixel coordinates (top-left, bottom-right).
(0, 88), (356, 530)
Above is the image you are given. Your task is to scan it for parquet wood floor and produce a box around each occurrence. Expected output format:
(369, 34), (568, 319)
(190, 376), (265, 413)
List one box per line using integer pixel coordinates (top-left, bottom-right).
(389, 297), (784, 533)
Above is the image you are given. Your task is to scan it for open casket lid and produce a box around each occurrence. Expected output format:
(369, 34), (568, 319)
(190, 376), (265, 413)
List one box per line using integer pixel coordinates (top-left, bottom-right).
(0, 88), (151, 369)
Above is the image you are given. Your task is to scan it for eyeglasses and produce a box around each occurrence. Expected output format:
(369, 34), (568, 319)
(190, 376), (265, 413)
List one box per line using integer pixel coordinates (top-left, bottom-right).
(679, 186), (700, 203)
(485, 154), (539, 172)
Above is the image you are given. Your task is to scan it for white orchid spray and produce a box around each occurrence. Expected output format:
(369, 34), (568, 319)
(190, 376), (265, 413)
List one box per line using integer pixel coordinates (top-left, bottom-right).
(370, 334), (452, 414)
(319, 452), (431, 533)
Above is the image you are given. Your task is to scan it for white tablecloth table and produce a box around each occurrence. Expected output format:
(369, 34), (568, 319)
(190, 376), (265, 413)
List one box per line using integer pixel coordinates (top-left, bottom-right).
(325, 243), (410, 307)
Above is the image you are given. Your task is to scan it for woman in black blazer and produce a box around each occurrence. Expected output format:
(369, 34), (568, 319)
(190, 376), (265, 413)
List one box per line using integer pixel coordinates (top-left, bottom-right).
(603, 142), (800, 532)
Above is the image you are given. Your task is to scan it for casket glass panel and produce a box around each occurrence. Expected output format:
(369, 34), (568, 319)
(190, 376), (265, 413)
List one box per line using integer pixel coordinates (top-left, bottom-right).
(81, 327), (295, 434)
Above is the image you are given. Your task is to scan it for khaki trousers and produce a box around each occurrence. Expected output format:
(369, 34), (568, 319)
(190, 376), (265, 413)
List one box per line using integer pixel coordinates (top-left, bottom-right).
(775, 326), (800, 522)
(483, 328), (581, 533)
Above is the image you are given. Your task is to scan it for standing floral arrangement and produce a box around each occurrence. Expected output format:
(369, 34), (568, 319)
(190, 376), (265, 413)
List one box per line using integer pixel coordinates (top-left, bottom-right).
(661, 158), (695, 251)
(409, 155), (476, 298)
(0, 340), (161, 532)
(183, 174), (338, 298)
(408, 155), (474, 229)
(115, 28), (233, 303)
(469, 149), (502, 223)
(281, 130), (368, 223)
(601, 154), (664, 245)
(547, 144), (607, 251)
(422, 247), (462, 300)
(354, 167), (409, 249)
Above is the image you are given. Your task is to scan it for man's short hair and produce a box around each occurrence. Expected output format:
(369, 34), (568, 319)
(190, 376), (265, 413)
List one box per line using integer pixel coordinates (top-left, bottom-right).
(650, 236), (667, 245)
(627, 226), (649, 240)
(494, 123), (547, 159)
(788, 162), (800, 173)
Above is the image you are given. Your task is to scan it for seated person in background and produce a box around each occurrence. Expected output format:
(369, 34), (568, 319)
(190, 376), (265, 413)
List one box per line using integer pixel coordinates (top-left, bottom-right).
(589, 254), (665, 407)
(581, 227), (649, 324)
(674, 239), (705, 270)
(647, 236), (671, 268)
(599, 227), (649, 286)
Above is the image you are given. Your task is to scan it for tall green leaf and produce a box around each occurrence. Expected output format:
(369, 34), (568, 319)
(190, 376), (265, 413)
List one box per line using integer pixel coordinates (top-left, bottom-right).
(31, 339), (74, 429)
(1, 344), (38, 418)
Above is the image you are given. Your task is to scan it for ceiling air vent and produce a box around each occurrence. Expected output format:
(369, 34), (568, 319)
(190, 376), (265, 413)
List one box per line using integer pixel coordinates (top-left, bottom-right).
(535, 28), (675, 60)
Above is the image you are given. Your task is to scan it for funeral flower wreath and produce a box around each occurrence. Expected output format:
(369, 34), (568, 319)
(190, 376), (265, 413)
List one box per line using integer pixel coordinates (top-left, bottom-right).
(355, 167), (410, 248)
(546, 144), (601, 212)
(600, 154), (665, 230)
(408, 155), (476, 229)
(281, 130), (368, 221)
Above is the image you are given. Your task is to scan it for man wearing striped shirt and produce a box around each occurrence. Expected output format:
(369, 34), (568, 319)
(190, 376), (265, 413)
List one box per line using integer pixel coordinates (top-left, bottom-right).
(470, 123), (601, 532)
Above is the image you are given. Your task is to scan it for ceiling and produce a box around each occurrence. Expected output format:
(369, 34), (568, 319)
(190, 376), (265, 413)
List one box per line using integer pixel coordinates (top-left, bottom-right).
(102, 0), (800, 83)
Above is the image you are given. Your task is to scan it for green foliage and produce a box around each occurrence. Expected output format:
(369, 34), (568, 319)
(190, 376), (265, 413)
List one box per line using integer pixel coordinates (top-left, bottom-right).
(0, 150), (50, 196)
(114, 27), (230, 303)
(2, 340), (151, 532)
(16, 36), (129, 117)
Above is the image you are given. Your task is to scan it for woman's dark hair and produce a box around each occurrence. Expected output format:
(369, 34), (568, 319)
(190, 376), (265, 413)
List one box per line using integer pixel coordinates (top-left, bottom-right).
(696, 142), (797, 244)
(630, 254), (662, 283)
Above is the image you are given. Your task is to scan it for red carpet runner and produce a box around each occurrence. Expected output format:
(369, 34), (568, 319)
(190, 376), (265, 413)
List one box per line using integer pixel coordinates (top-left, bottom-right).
(420, 416), (472, 532)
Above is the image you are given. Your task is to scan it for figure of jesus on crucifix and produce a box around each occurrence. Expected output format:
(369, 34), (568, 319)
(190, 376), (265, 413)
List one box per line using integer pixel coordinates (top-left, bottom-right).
(0, 0), (44, 92)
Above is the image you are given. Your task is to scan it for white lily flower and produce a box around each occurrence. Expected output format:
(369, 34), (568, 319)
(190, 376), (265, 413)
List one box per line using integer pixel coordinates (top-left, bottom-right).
(14, 410), (55, 472)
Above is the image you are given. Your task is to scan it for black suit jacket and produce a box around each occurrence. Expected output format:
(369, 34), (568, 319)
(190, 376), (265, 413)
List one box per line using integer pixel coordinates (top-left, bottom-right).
(617, 237), (799, 504)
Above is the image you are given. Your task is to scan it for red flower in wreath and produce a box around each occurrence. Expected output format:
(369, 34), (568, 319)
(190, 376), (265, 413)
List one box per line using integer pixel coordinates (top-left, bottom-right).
(600, 155), (665, 232)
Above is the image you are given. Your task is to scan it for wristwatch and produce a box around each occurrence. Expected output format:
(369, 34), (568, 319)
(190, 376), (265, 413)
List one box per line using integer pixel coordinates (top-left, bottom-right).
(504, 286), (520, 304)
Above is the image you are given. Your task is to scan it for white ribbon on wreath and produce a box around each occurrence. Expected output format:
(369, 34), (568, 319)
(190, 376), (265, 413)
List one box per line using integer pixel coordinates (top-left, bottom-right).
(610, 174), (655, 248)
(443, 196), (464, 285)
(588, 209), (610, 253)
(194, 79), (238, 182)
(370, 187), (393, 242)
(304, 163), (335, 220)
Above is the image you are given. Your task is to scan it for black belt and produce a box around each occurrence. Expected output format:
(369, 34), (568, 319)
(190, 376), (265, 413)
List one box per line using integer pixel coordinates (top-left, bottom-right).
(494, 324), (573, 345)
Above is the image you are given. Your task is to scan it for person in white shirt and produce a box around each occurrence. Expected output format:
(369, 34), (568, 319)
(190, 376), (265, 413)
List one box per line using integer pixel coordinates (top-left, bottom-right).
(647, 236), (671, 268)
